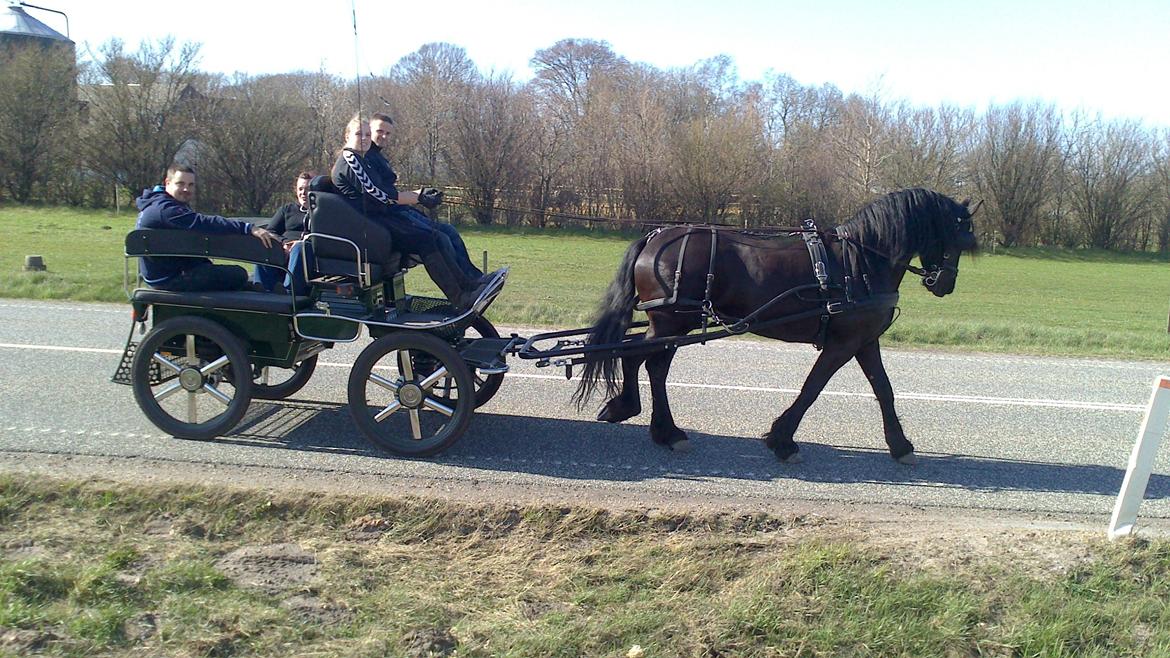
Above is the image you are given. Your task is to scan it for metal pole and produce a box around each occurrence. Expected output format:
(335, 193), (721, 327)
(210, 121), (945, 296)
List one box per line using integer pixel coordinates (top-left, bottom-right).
(19, 2), (69, 39)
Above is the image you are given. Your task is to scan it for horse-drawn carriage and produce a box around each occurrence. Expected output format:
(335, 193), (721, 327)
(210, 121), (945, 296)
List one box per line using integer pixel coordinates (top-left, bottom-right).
(113, 178), (512, 457)
(115, 187), (979, 463)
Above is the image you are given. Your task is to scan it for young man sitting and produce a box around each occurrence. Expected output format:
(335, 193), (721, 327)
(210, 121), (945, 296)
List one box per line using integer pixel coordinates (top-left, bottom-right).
(135, 164), (278, 292)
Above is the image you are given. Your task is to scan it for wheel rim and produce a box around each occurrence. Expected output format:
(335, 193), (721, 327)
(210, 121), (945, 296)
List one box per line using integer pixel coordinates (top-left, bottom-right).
(350, 333), (474, 456)
(368, 346), (461, 441)
(147, 332), (241, 426)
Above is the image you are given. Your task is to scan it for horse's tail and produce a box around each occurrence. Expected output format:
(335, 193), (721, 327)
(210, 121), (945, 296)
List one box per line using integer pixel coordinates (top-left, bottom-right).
(572, 231), (652, 408)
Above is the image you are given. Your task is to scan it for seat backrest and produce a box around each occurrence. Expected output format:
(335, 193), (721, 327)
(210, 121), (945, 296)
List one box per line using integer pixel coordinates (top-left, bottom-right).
(306, 190), (395, 268)
(308, 174), (339, 195)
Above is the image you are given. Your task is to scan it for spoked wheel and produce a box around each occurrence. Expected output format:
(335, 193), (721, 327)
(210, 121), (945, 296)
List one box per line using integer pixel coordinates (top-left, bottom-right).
(347, 332), (474, 457)
(426, 317), (505, 409)
(251, 355), (318, 400)
(131, 316), (253, 440)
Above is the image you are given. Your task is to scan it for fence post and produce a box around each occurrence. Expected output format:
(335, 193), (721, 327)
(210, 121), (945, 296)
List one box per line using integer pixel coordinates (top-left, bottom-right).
(1108, 376), (1170, 539)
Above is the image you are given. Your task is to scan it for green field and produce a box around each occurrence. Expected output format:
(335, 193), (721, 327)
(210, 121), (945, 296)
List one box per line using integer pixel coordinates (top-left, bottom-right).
(2, 205), (1168, 359)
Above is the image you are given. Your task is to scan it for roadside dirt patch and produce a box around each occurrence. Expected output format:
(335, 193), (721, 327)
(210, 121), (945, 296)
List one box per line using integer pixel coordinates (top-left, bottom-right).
(402, 627), (458, 658)
(849, 519), (1101, 578)
(215, 543), (319, 595)
(280, 594), (352, 626)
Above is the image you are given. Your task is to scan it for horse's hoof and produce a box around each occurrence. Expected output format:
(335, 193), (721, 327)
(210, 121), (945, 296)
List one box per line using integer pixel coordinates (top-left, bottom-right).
(782, 452), (804, 464)
(597, 401), (640, 424)
(896, 452), (918, 465)
(669, 439), (692, 453)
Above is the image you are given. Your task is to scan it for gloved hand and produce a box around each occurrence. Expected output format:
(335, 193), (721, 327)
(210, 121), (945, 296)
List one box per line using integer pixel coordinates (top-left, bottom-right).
(418, 187), (444, 209)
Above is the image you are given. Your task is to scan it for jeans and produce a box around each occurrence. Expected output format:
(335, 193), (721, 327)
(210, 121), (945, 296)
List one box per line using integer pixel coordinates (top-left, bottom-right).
(387, 206), (482, 280)
(250, 242), (314, 294)
(434, 222), (483, 279)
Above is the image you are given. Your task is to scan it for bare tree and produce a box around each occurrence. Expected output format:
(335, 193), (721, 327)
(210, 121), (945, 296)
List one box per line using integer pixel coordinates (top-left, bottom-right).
(612, 64), (671, 221)
(194, 75), (315, 214)
(447, 74), (534, 224)
(389, 43), (477, 183)
(886, 103), (975, 194)
(970, 102), (1062, 246)
(0, 41), (77, 202)
(829, 90), (895, 209)
(1153, 130), (1170, 254)
(80, 37), (202, 197)
(247, 69), (352, 174)
(530, 38), (625, 125)
(758, 76), (845, 224)
(664, 59), (766, 222)
(1066, 117), (1155, 249)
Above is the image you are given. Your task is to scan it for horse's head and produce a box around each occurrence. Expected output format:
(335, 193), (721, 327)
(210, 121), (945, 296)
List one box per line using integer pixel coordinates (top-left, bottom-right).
(919, 196), (979, 297)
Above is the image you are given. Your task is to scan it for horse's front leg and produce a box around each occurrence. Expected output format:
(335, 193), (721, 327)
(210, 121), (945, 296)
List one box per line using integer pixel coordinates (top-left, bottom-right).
(644, 345), (690, 451)
(765, 345), (856, 463)
(596, 350), (645, 423)
(854, 339), (915, 464)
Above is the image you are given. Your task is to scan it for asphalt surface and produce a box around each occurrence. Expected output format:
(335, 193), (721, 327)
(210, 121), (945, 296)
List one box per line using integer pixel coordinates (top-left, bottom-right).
(1, 299), (1167, 529)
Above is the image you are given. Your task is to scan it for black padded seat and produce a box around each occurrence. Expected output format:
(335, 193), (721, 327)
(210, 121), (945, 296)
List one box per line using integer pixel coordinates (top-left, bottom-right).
(306, 177), (404, 277)
(131, 288), (314, 314)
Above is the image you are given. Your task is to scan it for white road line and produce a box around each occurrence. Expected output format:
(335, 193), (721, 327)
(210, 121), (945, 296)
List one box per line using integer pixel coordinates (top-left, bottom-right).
(0, 343), (121, 354)
(0, 342), (1146, 413)
(0, 303), (123, 314)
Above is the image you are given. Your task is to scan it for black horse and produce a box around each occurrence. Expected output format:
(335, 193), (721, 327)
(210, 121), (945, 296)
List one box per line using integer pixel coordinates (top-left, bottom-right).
(574, 188), (979, 463)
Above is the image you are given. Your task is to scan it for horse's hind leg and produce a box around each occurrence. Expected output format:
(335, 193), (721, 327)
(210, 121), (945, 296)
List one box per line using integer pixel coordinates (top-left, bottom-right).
(854, 339), (915, 464)
(765, 345), (856, 463)
(596, 348), (646, 423)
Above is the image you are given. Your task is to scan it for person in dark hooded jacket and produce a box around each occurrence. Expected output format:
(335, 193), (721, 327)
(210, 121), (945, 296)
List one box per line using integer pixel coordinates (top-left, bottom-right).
(135, 164), (277, 291)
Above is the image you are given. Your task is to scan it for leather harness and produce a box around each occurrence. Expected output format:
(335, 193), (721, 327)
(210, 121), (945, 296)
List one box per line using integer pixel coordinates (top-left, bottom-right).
(634, 221), (898, 349)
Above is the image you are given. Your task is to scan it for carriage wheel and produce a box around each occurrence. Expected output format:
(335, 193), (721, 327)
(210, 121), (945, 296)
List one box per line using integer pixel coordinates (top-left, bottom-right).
(131, 316), (253, 440)
(251, 355), (318, 400)
(347, 332), (474, 457)
(426, 316), (505, 409)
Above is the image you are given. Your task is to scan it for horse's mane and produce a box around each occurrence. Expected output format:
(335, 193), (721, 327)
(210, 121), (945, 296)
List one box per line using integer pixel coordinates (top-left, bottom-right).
(836, 188), (967, 260)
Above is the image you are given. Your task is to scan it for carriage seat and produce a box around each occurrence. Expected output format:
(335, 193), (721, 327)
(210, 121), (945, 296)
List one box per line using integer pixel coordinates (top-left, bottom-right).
(131, 287), (314, 315)
(306, 176), (416, 283)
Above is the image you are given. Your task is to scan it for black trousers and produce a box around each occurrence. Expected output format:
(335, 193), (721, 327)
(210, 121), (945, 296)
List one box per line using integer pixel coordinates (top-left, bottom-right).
(153, 261), (249, 292)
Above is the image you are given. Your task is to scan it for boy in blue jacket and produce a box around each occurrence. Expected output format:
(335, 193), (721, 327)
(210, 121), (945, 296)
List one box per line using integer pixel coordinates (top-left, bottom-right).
(135, 164), (278, 292)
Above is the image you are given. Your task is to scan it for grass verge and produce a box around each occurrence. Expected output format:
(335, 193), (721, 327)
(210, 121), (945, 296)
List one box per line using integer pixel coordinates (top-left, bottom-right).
(2, 475), (1170, 657)
(2, 206), (1168, 359)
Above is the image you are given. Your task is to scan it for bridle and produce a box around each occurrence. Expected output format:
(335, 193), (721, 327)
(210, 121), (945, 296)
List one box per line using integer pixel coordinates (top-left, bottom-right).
(833, 223), (966, 296)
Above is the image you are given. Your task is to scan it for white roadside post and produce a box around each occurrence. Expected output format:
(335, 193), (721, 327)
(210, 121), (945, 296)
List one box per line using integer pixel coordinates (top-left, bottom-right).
(1108, 376), (1170, 540)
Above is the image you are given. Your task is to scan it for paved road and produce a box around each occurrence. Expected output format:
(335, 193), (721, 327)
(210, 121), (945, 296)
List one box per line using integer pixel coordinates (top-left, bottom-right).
(1, 299), (1167, 527)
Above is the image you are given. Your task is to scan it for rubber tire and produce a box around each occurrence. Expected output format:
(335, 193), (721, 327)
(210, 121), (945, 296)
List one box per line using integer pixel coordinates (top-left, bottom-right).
(347, 332), (475, 457)
(252, 355), (318, 400)
(131, 315), (253, 440)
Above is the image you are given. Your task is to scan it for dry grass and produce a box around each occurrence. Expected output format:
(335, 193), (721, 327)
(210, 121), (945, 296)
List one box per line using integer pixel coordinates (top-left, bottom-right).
(3, 475), (1170, 657)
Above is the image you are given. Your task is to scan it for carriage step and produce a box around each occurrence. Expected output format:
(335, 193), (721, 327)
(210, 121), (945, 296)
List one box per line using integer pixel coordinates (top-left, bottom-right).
(110, 340), (163, 386)
(461, 337), (512, 373)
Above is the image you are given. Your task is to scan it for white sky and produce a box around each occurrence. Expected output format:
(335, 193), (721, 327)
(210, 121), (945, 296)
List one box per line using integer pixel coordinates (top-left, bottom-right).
(24, 0), (1170, 127)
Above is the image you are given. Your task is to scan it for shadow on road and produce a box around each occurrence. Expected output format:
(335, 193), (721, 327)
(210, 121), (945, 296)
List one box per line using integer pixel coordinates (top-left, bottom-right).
(211, 399), (1164, 500)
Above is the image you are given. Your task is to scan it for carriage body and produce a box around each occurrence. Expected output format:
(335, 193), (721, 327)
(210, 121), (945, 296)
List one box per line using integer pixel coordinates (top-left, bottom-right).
(114, 188), (511, 457)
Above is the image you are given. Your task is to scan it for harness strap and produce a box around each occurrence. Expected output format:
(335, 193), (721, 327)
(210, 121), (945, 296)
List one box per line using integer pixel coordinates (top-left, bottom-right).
(635, 226), (718, 313)
(799, 219), (830, 291)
